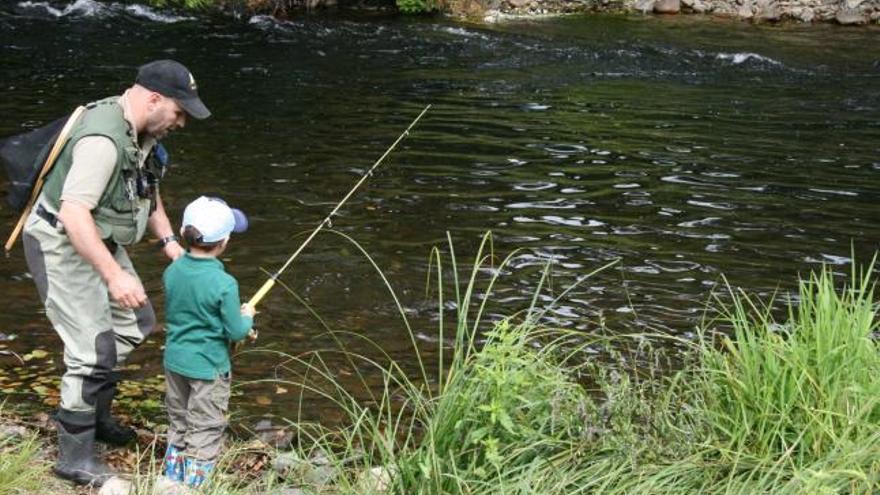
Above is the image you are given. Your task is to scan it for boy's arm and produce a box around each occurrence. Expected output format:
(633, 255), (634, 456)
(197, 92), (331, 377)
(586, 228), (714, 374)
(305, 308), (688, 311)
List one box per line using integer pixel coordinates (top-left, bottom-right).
(219, 281), (253, 342)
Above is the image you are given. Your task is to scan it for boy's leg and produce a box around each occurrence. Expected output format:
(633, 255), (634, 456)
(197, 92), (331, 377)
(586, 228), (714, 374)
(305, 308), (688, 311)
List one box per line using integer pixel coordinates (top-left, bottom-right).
(183, 373), (231, 487)
(164, 370), (190, 481)
(165, 370), (191, 449)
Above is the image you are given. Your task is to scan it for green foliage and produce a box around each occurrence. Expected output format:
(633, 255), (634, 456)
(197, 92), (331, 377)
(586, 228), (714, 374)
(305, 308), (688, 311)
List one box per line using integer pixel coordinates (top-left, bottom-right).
(399, 318), (590, 489)
(396, 0), (436, 14)
(0, 429), (45, 495)
(690, 257), (880, 491)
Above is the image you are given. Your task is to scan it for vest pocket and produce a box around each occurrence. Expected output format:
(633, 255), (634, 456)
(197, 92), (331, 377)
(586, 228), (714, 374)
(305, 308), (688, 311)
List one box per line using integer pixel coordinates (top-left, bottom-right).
(93, 198), (149, 246)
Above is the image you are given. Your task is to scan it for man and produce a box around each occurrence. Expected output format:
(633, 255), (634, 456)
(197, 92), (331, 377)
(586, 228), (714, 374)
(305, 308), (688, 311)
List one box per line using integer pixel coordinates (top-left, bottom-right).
(21, 59), (210, 487)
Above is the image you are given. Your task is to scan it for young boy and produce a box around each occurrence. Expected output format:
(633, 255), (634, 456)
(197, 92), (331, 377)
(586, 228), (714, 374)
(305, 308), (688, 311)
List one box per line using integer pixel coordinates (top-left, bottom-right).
(162, 196), (255, 488)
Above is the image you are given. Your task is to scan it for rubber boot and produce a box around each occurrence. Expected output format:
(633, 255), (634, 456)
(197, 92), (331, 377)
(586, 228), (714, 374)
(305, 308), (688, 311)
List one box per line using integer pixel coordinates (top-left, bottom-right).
(54, 410), (115, 486)
(95, 374), (136, 446)
(164, 444), (185, 482)
(184, 457), (214, 488)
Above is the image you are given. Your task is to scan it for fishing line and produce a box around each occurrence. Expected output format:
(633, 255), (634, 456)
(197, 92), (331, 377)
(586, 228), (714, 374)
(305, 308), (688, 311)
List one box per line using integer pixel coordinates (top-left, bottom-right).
(247, 104), (431, 308)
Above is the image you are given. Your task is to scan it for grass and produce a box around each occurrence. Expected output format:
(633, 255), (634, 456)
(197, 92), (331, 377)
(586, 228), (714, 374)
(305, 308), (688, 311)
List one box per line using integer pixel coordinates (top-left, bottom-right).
(242, 234), (879, 494)
(0, 407), (49, 495)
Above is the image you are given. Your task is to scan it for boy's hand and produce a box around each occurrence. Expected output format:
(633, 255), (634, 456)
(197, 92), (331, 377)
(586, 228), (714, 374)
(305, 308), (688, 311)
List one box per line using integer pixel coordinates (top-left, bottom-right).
(247, 328), (258, 342)
(241, 303), (256, 318)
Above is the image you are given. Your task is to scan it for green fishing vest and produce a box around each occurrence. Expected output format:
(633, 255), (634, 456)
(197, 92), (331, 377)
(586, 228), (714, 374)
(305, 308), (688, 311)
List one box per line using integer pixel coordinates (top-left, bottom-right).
(41, 97), (153, 246)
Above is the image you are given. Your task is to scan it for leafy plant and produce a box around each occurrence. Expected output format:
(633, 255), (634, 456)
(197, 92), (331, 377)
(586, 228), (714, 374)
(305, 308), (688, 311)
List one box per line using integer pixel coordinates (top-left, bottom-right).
(396, 0), (436, 14)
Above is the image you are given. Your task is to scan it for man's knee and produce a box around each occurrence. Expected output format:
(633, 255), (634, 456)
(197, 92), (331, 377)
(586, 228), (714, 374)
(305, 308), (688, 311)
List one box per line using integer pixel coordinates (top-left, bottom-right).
(80, 330), (118, 407)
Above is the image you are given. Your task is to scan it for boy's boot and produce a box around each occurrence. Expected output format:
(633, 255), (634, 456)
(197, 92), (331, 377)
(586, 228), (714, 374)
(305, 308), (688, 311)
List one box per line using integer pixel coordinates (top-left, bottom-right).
(164, 444), (186, 482)
(95, 374), (137, 446)
(54, 410), (115, 486)
(184, 457), (215, 488)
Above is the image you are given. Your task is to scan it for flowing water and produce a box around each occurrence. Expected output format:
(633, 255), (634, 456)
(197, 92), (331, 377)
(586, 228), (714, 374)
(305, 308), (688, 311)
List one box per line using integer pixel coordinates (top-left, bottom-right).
(1, 0), (879, 422)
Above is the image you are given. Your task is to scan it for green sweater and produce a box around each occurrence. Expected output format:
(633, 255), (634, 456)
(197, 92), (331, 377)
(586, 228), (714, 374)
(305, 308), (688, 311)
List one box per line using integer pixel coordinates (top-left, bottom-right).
(163, 253), (253, 380)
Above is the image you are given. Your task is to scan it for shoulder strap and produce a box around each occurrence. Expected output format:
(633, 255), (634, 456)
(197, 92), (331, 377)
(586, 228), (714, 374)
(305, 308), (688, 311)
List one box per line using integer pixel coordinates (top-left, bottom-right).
(4, 105), (87, 253)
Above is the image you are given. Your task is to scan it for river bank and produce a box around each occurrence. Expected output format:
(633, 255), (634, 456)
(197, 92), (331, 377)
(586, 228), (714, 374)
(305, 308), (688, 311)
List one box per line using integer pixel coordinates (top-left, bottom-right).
(167, 0), (880, 24)
(478, 0), (880, 24)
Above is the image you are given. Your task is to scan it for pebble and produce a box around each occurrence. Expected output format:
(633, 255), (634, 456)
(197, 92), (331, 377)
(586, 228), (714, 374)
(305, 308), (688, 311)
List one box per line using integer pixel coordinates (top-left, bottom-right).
(98, 477), (131, 495)
(152, 475), (193, 495)
(0, 424), (29, 440)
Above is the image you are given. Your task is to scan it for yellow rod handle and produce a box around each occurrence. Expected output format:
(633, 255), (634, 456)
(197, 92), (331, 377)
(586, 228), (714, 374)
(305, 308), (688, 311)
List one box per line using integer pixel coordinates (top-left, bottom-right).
(248, 278), (276, 308)
(4, 212), (28, 254)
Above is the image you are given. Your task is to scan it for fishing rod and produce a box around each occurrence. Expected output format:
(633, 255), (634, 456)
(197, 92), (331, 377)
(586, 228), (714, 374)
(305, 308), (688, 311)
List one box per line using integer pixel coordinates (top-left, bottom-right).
(247, 104), (431, 308)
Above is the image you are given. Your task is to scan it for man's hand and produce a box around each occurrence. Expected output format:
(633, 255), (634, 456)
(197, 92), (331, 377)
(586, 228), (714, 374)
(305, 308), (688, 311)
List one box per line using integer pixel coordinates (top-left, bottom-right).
(107, 270), (147, 309)
(241, 303), (256, 318)
(246, 328), (258, 343)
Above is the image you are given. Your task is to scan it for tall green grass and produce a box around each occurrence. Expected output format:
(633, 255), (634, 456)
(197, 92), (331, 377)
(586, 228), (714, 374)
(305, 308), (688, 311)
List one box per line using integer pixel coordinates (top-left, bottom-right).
(690, 259), (880, 492)
(0, 414), (46, 495)
(248, 234), (878, 494)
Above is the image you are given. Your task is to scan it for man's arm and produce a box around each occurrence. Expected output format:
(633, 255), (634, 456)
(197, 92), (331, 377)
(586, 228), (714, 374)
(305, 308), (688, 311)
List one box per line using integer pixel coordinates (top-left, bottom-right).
(149, 191), (184, 260)
(57, 137), (146, 309)
(57, 201), (147, 309)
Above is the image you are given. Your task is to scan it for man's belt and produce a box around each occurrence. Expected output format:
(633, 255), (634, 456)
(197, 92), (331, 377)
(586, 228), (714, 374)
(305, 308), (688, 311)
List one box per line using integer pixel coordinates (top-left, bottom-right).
(35, 203), (118, 253)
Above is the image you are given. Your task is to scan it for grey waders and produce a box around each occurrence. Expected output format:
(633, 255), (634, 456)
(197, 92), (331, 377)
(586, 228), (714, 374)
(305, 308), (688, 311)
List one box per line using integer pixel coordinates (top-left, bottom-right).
(54, 410), (115, 487)
(95, 374), (136, 446)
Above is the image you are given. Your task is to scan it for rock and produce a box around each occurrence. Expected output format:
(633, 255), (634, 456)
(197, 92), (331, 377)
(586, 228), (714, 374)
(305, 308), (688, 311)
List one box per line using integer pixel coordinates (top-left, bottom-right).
(356, 466), (395, 492)
(654, 0), (680, 13)
(483, 9), (502, 22)
(507, 0), (530, 8)
(736, 0), (753, 19)
(272, 451), (304, 475)
(303, 464), (336, 487)
(0, 424), (29, 441)
(687, 0), (707, 13)
(836, 7), (867, 24)
(792, 6), (814, 22)
(98, 477), (132, 495)
(254, 419), (294, 450)
(634, 0), (654, 13)
(152, 476), (192, 495)
(271, 451), (336, 488)
(754, 0), (780, 22)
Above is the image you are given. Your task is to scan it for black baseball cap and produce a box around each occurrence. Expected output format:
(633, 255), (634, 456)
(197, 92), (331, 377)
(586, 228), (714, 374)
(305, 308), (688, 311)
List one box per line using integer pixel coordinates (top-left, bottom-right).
(135, 59), (211, 120)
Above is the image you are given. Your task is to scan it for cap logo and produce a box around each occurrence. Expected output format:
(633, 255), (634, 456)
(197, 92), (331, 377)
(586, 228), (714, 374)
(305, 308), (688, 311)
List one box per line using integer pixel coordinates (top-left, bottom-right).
(188, 72), (197, 91)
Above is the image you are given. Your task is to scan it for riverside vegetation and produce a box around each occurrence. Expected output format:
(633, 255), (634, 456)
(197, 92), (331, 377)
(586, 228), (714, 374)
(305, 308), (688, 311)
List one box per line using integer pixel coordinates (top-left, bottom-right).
(0, 235), (878, 494)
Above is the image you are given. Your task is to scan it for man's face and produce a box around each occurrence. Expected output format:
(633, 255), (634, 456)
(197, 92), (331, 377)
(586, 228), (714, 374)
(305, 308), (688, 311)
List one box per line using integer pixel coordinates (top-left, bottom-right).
(144, 94), (186, 139)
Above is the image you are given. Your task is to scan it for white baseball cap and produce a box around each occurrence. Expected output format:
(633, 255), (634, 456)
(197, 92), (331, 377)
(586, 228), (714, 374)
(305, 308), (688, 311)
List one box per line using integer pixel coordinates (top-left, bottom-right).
(181, 196), (248, 243)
